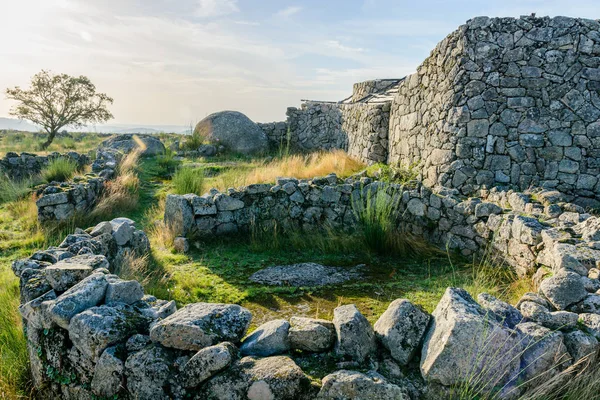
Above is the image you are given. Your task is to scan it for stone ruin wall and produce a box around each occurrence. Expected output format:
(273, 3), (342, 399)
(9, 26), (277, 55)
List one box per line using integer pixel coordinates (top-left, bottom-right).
(389, 16), (600, 205)
(352, 79), (400, 102)
(17, 185), (600, 399)
(262, 16), (600, 207)
(165, 172), (598, 277)
(260, 101), (389, 164)
(0, 151), (89, 181)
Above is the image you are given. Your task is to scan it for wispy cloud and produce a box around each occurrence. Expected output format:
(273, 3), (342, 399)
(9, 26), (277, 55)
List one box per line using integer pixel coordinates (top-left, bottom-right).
(325, 40), (364, 53)
(195, 0), (239, 18)
(276, 6), (302, 18)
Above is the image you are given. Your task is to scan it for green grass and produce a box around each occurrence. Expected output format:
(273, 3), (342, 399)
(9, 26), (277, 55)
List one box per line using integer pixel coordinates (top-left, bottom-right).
(0, 149), (534, 398)
(41, 157), (79, 183)
(0, 176), (34, 204)
(0, 131), (105, 156)
(171, 167), (205, 195)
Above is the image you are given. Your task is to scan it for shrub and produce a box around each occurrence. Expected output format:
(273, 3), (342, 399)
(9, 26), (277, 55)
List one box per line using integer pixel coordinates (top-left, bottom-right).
(172, 167), (204, 195)
(182, 123), (209, 151)
(42, 157), (78, 182)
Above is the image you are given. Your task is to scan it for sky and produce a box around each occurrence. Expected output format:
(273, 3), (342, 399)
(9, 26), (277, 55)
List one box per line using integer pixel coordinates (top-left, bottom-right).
(1, 0), (600, 127)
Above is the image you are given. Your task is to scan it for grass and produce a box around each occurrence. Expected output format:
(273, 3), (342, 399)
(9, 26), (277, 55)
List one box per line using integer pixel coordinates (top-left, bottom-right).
(0, 141), (536, 398)
(171, 167), (205, 195)
(0, 177), (34, 205)
(0, 131), (105, 156)
(244, 150), (364, 185)
(41, 157), (79, 183)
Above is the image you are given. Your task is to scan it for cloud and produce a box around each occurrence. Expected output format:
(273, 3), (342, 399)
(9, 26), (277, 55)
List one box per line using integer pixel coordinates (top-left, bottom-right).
(325, 40), (364, 53)
(194, 0), (239, 18)
(276, 6), (302, 18)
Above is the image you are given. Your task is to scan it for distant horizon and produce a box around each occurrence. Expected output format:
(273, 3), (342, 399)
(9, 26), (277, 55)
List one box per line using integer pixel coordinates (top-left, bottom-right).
(2, 1), (600, 125)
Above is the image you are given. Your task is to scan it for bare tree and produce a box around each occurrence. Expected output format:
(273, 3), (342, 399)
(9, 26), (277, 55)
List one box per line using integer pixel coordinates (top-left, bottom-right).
(5, 70), (113, 149)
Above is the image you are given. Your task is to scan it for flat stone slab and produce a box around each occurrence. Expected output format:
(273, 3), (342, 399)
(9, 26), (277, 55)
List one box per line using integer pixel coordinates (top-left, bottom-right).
(249, 262), (364, 287)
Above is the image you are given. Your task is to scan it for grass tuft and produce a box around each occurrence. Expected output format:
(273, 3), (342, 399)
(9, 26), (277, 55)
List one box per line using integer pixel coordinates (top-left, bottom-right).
(41, 157), (78, 183)
(0, 177), (34, 205)
(172, 167), (204, 195)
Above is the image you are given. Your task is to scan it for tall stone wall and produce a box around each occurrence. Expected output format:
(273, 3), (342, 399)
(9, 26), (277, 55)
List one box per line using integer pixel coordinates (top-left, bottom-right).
(389, 16), (600, 204)
(352, 79), (400, 102)
(281, 102), (389, 164)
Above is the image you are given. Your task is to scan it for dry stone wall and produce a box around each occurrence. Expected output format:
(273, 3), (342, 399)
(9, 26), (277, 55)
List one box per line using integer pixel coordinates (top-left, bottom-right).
(36, 149), (124, 223)
(389, 16), (600, 205)
(0, 152), (89, 181)
(18, 189), (600, 399)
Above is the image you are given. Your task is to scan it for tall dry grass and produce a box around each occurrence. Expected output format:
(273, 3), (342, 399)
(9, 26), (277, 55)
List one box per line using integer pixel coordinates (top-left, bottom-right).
(90, 139), (143, 220)
(244, 150), (364, 185)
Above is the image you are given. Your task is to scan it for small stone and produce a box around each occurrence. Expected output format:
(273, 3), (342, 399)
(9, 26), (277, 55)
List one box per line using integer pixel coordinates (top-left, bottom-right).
(91, 346), (124, 397)
(173, 237), (189, 253)
(150, 303), (252, 351)
(240, 319), (290, 357)
(318, 370), (407, 400)
(333, 304), (376, 363)
(374, 299), (430, 365)
(44, 262), (93, 292)
(105, 279), (144, 305)
(180, 342), (236, 388)
(289, 317), (335, 352)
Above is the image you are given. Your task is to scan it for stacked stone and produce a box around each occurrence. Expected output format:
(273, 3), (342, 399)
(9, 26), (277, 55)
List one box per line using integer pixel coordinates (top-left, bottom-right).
(17, 212), (600, 399)
(257, 121), (289, 149)
(389, 16), (600, 206)
(283, 101), (390, 164)
(163, 173), (597, 272)
(0, 151), (89, 181)
(352, 79), (401, 102)
(36, 176), (105, 222)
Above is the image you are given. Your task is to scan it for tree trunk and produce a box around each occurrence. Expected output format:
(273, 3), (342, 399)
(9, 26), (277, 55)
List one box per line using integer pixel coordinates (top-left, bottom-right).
(41, 129), (57, 150)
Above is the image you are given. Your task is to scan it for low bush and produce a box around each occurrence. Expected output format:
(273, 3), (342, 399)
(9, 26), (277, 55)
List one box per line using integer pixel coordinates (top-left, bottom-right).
(172, 167), (204, 195)
(41, 157), (78, 182)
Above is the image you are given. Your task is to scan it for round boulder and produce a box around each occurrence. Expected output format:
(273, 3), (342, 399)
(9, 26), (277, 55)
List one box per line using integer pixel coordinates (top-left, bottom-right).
(194, 111), (268, 155)
(99, 134), (165, 156)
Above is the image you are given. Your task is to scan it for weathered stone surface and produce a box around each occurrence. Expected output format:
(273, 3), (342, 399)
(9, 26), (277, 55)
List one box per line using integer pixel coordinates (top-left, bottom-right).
(180, 342), (236, 388)
(164, 194), (194, 236)
(240, 319), (290, 357)
(45, 273), (108, 329)
(477, 293), (523, 328)
(515, 322), (571, 390)
(579, 313), (600, 339)
(19, 290), (56, 329)
(195, 111), (269, 155)
(91, 346), (124, 397)
(125, 345), (176, 400)
(60, 254), (109, 270)
(333, 304), (376, 363)
(289, 317), (335, 352)
(100, 134), (165, 156)
(249, 262), (363, 287)
(44, 262), (93, 292)
(540, 270), (587, 310)
(563, 330), (599, 362)
(150, 303), (252, 350)
(317, 370), (407, 400)
(201, 356), (309, 400)
(374, 299), (430, 365)
(69, 304), (151, 361)
(420, 288), (521, 391)
(105, 278), (144, 305)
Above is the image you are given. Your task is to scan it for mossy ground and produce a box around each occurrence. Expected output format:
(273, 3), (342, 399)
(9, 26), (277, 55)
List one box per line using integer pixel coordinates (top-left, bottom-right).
(0, 135), (531, 398)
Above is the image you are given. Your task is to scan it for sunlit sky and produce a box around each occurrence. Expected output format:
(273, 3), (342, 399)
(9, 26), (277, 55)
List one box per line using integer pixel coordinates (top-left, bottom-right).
(1, 0), (599, 126)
